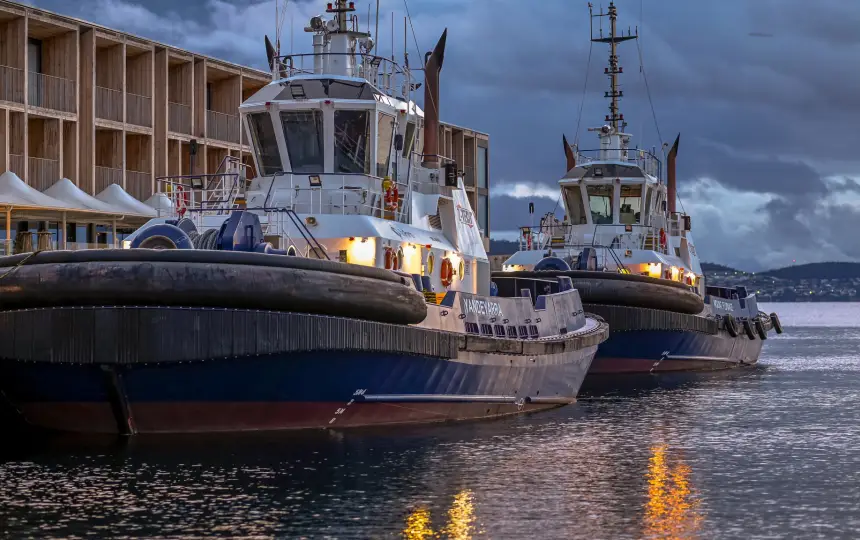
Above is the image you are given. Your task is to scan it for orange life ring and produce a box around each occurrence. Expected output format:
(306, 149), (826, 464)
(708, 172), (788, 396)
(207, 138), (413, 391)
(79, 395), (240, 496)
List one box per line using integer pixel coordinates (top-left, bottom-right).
(384, 248), (393, 270)
(440, 257), (454, 287)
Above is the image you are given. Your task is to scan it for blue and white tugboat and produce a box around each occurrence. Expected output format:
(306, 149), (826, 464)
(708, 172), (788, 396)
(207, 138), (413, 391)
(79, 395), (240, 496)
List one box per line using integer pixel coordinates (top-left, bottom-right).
(0, 0), (607, 434)
(498, 2), (782, 377)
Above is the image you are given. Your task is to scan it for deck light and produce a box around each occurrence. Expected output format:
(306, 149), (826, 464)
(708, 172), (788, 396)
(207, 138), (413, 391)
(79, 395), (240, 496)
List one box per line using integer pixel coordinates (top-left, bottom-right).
(309, 175), (322, 187)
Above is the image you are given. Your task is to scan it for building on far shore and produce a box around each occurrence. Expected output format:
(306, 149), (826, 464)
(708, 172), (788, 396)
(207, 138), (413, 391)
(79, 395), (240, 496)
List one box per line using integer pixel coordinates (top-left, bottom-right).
(0, 0), (490, 252)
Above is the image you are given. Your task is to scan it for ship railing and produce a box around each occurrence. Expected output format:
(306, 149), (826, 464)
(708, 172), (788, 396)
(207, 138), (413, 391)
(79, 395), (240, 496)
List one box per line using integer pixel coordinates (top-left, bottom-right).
(262, 207), (330, 260)
(261, 171), (412, 223)
(274, 53), (413, 99)
(574, 148), (662, 178)
(519, 222), (674, 256)
(156, 171), (245, 228)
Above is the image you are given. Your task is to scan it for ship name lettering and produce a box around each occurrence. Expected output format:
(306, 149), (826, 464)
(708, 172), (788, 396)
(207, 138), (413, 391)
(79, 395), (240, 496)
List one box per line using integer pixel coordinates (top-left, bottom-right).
(462, 297), (502, 318)
(713, 300), (734, 311)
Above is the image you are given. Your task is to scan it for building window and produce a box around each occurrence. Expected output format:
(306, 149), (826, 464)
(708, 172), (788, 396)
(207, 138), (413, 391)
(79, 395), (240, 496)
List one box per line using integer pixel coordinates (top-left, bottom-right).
(376, 113), (395, 177)
(477, 146), (488, 188)
(334, 110), (371, 174)
(27, 38), (42, 73)
(247, 112), (283, 176)
(206, 82), (213, 110)
(477, 194), (488, 235)
(280, 110), (324, 173)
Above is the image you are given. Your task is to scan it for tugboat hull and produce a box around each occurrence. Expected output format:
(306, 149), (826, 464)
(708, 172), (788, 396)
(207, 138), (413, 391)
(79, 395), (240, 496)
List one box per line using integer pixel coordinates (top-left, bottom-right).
(583, 304), (771, 376)
(0, 306), (606, 434)
(588, 329), (764, 374)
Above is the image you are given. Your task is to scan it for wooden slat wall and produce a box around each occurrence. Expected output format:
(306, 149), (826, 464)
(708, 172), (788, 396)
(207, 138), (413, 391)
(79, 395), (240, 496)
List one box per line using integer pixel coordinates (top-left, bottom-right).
(95, 129), (121, 168)
(62, 119), (76, 181)
(43, 30), (77, 81)
(126, 50), (152, 96)
(154, 48), (168, 178)
(95, 44), (122, 90)
(167, 138), (180, 176)
(192, 57), (206, 140)
(0, 108), (7, 172)
(210, 76), (239, 114)
(28, 117), (59, 160)
(206, 145), (226, 173)
(78, 27), (95, 192)
(0, 17), (26, 69)
(167, 61), (192, 104)
(125, 133), (150, 172)
(9, 110), (24, 155)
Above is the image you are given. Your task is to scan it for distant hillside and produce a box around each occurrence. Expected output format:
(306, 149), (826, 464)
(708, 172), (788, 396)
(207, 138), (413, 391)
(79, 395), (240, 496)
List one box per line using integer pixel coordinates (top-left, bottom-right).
(489, 239), (520, 255)
(701, 262), (745, 274)
(762, 262), (860, 280)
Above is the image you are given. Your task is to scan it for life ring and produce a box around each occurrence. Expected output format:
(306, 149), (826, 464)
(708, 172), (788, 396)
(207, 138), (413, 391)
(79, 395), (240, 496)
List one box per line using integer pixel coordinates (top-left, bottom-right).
(440, 257), (454, 287)
(723, 314), (738, 338)
(659, 228), (667, 250)
(384, 248), (394, 270)
(770, 312), (783, 334)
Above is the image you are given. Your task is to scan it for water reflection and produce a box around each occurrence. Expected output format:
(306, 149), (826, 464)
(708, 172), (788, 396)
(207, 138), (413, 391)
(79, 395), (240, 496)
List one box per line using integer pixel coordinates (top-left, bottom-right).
(403, 489), (477, 540)
(643, 445), (703, 539)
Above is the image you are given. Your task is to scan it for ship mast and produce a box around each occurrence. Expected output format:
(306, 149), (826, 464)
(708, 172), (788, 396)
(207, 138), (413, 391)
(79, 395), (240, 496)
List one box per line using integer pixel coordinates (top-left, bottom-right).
(589, 2), (637, 132)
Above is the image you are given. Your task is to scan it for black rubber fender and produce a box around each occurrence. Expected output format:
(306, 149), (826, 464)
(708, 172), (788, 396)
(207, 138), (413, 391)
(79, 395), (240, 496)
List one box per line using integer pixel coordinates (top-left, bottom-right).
(754, 319), (767, 340)
(496, 270), (704, 314)
(742, 319), (756, 340)
(770, 312), (783, 334)
(0, 250), (427, 324)
(724, 314), (738, 337)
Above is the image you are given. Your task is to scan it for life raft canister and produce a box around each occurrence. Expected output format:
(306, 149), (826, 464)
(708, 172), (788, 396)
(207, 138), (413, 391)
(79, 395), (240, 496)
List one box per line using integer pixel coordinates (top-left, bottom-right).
(440, 257), (454, 287)
(383, 177), (399, 213)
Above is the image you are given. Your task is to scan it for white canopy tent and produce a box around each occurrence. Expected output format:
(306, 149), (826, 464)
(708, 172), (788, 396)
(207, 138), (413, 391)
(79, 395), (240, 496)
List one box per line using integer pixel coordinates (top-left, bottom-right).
(96, 184), (159, 217)
(143, 192), (175, 217)
(0, 173), (155, 255)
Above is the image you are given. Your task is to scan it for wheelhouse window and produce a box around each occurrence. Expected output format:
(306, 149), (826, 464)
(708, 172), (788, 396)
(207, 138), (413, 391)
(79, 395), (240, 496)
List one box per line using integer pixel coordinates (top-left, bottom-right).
(562, 185), (587, 224)
(247, 112), (283, 176)
(402, 121), (416, 158)
(334, 110), (371, 174)
(586, 184), (614, 224)
(642, 187), (653, 225)
(280, 110), (324, 173)
(276, 79), (378, 101)
(376, 113), (395, 177)
(620, 184), (642, 224)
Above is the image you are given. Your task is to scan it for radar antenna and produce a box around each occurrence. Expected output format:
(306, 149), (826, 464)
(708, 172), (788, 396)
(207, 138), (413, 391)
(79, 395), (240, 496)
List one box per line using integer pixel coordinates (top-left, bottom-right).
(589, 2), (638, 132)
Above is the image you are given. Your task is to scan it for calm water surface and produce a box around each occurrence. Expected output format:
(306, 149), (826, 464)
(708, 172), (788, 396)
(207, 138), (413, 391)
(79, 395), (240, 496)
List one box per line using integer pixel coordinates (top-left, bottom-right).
(1, 302), (858, 539)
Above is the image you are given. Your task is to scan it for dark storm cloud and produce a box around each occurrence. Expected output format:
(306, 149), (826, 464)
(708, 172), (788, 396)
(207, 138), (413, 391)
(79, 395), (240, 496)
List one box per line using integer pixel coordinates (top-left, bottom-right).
(29, 0), (860, 269)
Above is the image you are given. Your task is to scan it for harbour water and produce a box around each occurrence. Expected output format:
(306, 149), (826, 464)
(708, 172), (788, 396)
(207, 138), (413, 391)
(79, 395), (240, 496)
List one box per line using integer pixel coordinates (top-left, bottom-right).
(0, 302), (857, 539)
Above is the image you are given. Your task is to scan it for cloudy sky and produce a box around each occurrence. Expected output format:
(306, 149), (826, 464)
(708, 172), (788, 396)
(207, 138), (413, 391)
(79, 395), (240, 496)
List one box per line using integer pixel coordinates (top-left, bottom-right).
(29, 0), (860, 271)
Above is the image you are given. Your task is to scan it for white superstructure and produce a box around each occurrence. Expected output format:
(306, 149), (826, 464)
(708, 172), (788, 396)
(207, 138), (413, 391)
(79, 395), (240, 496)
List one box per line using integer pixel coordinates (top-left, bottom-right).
(502, 1), (704, 296)
(156, 1), (490, 296)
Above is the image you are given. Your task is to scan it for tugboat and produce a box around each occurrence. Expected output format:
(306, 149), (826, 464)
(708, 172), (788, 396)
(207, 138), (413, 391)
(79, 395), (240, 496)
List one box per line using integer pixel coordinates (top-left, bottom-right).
(0, 1), (607, 434)
(497, 2), (782, 377)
